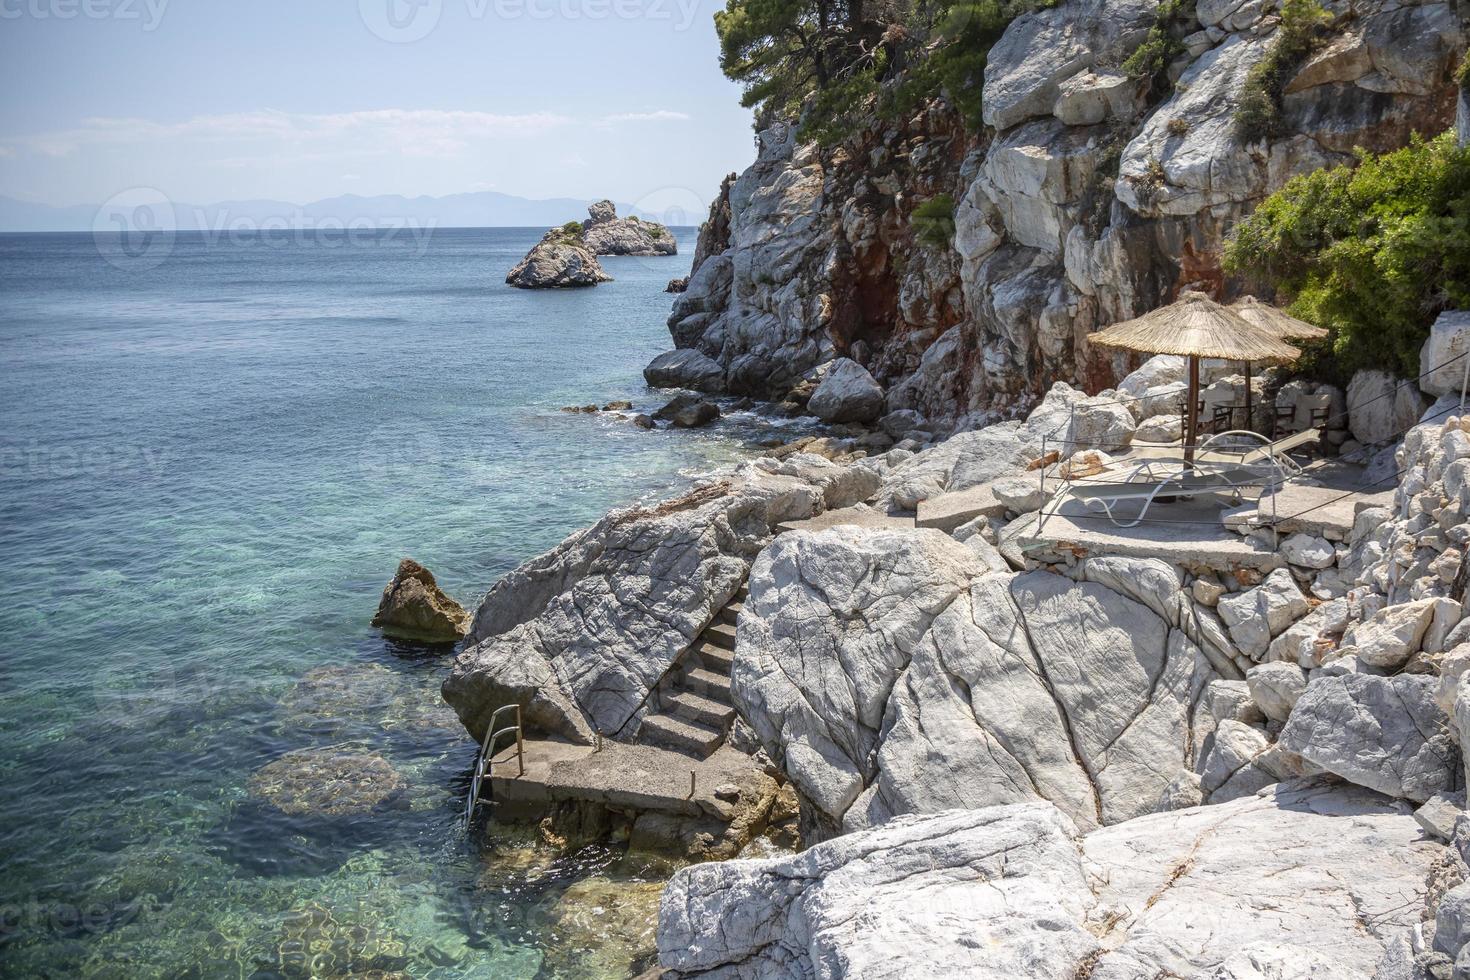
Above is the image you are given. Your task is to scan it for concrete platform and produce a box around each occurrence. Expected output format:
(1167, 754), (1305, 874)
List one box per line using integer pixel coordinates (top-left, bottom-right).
(487, 738), (769, 823)
(778, 504), (916, 535)
(1222, 483), (1393, 542)
(1013, 491), (1284, 572)
(915, 483), (1008, 533)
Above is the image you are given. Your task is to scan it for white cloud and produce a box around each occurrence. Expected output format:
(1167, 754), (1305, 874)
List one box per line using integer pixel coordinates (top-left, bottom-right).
(599, 110), (691, 125)
(7, 108), (574, 158)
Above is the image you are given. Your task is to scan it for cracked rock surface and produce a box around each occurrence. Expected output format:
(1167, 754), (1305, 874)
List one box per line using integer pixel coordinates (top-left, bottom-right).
(733, 526), (1221, 836)
(657, 780), (1439, 979)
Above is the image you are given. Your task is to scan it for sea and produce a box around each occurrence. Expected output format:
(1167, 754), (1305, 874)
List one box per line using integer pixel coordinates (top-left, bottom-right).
(0, 226), (797, 978)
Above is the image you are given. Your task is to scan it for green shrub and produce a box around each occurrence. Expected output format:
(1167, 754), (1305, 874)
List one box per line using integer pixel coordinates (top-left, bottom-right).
(1121, 0), (1188, 96)
(560, 221), (584, 237)
(1233, 0), (1331, 143)
(911, 193), (957, 249)
(1224, 131), (1470, 377)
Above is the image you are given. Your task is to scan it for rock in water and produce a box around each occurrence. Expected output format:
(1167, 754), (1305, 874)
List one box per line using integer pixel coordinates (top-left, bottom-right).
(657, 781), (1440, 979)
(371, 558), (470, 644)
(505, 225), (612, 289)
(580, 200), (677, 257)
(247, 747), (405, 817)
(652, 393), (719, 428)
(807, 358), (885, 424)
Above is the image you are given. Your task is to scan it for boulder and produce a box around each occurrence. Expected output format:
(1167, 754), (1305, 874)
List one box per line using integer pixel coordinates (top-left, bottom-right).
(370, 558), (470, 644)
(506, 226), (612, 288)
(1246, 661), (1309, 723)
(1345, 598), (1442, 669)
(580, 200), (677, 257)
(879, 409), (926, 439)
(643, 349), (724, 392)
(1278, 672), (1458, 803)
(1064, 395), (1135, 453)
(1216, 568), (1309, 661)
(1347, 369), (1428, 445)
(1421, 311), (1470, 397)
(1052, 69), (1139, 126)
(652, 393), (720, 428)
(1134, 414), (1182, 444)
(807, 358), (885, 424)
(657, 782), (1441, 979)
(1280, 532), (1336, 570)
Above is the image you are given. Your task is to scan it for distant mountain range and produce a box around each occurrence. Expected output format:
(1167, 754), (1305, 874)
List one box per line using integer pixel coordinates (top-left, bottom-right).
(0, 191), (674, 232)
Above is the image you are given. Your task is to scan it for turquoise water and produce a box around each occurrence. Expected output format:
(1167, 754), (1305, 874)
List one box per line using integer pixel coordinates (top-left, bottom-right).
(0, 228), (781, 977)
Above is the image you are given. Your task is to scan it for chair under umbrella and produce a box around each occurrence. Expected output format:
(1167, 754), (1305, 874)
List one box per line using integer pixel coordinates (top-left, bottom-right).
(1229, 296), (1329, 430)
(1089, 291), (1301, 464)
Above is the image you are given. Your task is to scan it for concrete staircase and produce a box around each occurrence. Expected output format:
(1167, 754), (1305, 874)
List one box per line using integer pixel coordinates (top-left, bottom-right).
(638, 581), (746, 759)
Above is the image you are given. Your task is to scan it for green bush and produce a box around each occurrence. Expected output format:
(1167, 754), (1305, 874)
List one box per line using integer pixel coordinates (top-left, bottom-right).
(1233, 0), (1331, 143)
(1121, 0), (1188, 96)
(560, 221), (584, 237)
(1224, 132), (1470, 377)
(911, 193), (957, 248)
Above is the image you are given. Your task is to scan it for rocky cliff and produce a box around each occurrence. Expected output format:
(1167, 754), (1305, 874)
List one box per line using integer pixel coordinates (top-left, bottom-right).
(648, 0), (1464, 426)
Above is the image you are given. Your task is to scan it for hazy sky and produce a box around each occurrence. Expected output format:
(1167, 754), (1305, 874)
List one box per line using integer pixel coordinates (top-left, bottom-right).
(0, 0), (756, 212)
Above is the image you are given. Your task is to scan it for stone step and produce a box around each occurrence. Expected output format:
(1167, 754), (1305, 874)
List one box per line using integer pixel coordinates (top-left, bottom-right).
(704, 622), (737, 651)
(735, 582), (749, 599)
(685, 667), (732, 701)
(694, 643), (734, 676)
(667, 690), (736, 728)
(640, 712), (723, 759)
(717, 603), (741, 626)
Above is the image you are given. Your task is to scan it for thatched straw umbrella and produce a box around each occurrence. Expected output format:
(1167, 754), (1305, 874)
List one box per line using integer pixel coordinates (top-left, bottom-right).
(1089, 291), (1301, 463)
(1229, 297), (1329, 426)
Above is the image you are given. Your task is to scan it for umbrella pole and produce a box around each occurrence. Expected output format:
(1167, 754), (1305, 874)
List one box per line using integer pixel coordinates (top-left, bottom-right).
(1185, 355), (1200, 466)
(1244, 360), (1253, 434)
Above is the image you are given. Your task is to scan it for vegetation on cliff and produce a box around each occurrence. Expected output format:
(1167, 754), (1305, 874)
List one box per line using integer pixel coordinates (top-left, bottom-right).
(1225, 131), (1470, 376)
(1233, 0), (1332, 143)
(715, 0), (1054, 141)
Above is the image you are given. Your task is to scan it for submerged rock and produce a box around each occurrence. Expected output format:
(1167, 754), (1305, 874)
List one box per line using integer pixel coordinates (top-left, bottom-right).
(506, 225), (612, 289)
(247, 747), (406, 818)
(658, 781), (1439, 979)
(581, 200), (677, 257)
(272, 902), (410, 979)
(371, 558), (470, 644)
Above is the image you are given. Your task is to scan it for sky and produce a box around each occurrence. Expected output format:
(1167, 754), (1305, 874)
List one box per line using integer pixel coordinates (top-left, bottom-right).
(0, 0), (757, 215)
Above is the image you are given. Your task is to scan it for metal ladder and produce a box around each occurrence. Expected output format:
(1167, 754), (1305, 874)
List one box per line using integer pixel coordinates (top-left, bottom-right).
(463, 703), (524, 829)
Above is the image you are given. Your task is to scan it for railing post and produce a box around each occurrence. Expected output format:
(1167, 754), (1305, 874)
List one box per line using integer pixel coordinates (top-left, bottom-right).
(515, 704), (524, 778)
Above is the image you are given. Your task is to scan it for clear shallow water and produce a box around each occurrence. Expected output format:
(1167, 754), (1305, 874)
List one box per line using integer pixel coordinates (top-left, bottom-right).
(0, 228), (788, 977)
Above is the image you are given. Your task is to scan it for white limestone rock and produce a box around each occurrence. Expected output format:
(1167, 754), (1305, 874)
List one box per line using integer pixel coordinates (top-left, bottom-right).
(981, 0), (1157, 131)
(1246, 661), (1309, 723)
(580, 200), (677, 257)
(1216, 568), (1310, 661)
(1281, 532), (1336, 569)
(1052, 69), (1140, 126)
(657, 782), (1441, 979)
(1422, 311), (1470, 397)
(733, 529), (1219, 835)
(1278, 672), (1458, 803)
(1345, 597), (1442, 670)
(643, 348), (724, 392)
(1348, 369), (1430, 445)
(505, 227), (612, 289)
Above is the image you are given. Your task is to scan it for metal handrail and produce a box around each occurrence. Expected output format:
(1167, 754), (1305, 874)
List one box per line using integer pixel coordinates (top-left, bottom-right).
(463, 703), (523, 828)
